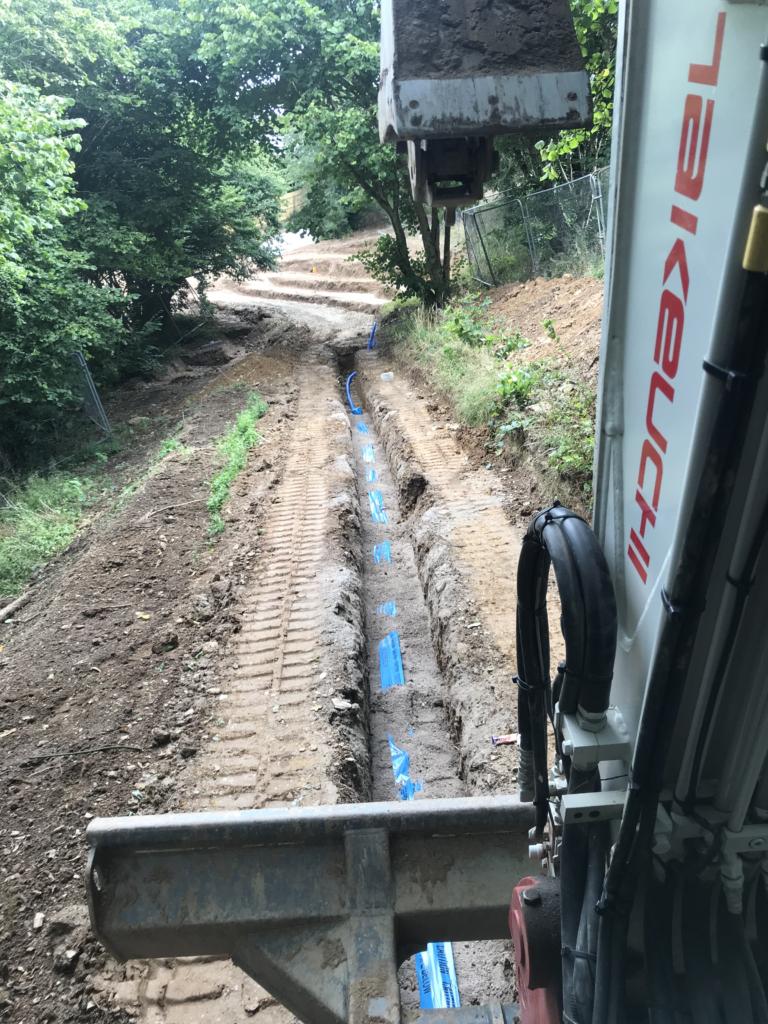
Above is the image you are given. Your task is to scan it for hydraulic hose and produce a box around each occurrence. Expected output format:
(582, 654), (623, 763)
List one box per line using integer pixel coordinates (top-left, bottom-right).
(516, 503), (617, 833)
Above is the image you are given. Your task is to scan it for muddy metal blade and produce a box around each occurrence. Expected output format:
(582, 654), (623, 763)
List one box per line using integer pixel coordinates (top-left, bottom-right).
(87, 795), (534, 1024)
(378, 0), (591, 205)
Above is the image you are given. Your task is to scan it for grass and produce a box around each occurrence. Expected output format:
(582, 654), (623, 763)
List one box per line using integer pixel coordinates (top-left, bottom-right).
(389, 296), (596, 503)
(0, 474), (102, 598)
(0, 426), (195, 599)
(390, 304), (506, 426)
(207, 391), (268, 536)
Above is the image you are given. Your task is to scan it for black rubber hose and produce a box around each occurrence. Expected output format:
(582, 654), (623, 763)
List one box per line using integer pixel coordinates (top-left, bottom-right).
(516, 503), (617, 831)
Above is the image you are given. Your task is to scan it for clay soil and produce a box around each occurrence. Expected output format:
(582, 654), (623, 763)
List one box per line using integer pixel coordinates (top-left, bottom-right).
(0, 239), (601, 1024)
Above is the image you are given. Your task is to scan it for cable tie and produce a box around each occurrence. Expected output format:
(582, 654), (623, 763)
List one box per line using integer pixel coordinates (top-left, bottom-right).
(702, 359), (749, 392)
(512, 674), (532, 692)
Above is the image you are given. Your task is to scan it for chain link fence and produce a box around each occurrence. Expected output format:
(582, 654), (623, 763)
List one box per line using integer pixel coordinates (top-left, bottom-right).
(462, 168), (610, 287)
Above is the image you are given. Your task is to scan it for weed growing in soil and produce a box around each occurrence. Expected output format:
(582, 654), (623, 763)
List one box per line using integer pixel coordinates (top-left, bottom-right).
(0, 474), (101, 597)
(391, 306), (499, 425)
(388, 298), (596, 504)
(208, 391), (268, 535)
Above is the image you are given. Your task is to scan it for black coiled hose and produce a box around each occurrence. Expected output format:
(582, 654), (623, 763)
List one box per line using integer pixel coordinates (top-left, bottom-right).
(516, 503), (618, 834)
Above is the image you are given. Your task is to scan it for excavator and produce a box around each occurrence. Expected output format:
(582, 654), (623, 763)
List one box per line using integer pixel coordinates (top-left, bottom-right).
(85, 1), (768, 1021)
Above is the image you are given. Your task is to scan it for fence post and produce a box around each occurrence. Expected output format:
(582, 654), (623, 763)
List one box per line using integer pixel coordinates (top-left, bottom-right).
(517, 197), (538, 277)
(462, 212), (484, 286)
(71, 352), (111, 436)
(591, 172), (606, 258)
(472, 212), (498, 287)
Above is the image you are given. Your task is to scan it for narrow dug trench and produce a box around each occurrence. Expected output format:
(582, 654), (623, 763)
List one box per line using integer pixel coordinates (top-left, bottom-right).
(86, 307), (532, 1022)
(337, 355), (517, 1011)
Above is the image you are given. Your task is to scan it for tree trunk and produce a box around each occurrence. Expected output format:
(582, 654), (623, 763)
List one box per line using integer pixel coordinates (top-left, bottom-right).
(414, 203), (448, 305)
(442, 216), (452, 292)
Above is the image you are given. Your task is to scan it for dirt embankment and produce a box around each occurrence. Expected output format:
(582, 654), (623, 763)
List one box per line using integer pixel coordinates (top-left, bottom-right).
(0, 258), (589, 1023)
(0, 308), (371, 1024)
(487, 274), (603, 379)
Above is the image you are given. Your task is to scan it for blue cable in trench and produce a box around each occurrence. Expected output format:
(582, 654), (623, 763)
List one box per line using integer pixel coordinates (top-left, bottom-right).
(352, 370), (459, 1011)
(345, 371), (363, 415)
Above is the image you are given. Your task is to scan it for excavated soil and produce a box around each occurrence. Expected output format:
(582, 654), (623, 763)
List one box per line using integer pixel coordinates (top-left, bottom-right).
(0, 245), (590, 1023)
(0, 307), (372, 1024)
(392, 0), (582, 77)
(487, 274), (603, 380)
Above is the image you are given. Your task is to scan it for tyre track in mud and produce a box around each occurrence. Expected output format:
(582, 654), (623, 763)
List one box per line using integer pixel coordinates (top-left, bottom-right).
(358, 354), (527, 797)
(104, 360), (369, 1024)
(344, 376), (517, 1011)
(189, 373), (336, 813)
(93, 285), (531, 1020)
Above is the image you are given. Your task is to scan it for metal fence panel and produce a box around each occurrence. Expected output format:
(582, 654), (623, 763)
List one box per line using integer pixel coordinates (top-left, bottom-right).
(463, 168), (609, 287)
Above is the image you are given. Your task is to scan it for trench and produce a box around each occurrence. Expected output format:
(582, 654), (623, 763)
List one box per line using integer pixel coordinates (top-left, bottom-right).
(337, 355), (516, 1012)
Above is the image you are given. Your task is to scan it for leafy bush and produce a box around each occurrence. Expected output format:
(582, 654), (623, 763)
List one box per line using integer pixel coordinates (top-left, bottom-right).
(354, 236), (436, 305)
(390, 308), (500, 426)
(540, 381), (595, 492)
(0, 80), (126, 466)
(208, 393), (268, 536)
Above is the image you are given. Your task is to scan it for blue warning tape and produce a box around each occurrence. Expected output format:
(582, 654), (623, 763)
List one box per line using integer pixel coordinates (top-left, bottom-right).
(368, 320), (378, 350)
(368, 490), (388, 524)
(387, 735), (422, 800)
(416, 944), (460, 1009)
(387, 734), (460, 1009)
(379, 631), (405, 689)
(345, 371), (363, 415)
(373, 541), (392, 564)
(351, 372), (459, 1011)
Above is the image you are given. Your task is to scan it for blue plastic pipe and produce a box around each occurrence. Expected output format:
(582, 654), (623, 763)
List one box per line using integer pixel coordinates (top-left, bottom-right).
(345, 371), (363, 415)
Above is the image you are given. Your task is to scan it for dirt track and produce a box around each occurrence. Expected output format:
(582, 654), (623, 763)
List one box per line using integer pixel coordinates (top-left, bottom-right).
(0, 236), (592, 1022)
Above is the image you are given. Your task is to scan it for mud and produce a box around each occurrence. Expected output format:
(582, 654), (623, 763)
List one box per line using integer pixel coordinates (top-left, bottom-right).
(359, 365), (522, 795)
(341, 369), (516, 1009)
(392, 0), (582, 78)
(0, 246), (581, 1022)
(0, 312), (370, 1024)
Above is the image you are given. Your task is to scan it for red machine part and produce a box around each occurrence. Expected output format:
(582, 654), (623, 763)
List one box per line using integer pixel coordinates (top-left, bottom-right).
(508, 876), (562, 1024)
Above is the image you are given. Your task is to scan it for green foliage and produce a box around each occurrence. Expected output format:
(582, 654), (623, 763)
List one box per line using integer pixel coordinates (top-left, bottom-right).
(0, 79), (126, 464)
(0, 0), (284, 466)
(542, 319), (559, 342)
(191, 0), (452, 304)
(354, 236), (436, 305)
(389, 299), (596, 502)
(208, 392), (267, 536)
(390, 309), (500, 426)
(540, 381), (595, 493)
(496, 364), (545, 409)
(0, 472), (99, 598)
(283, 134), (370, 239)
(537, 0), (618, 182)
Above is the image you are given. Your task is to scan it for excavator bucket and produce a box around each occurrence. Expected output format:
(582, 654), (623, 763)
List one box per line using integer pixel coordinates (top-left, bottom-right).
(378, 0), (591, 206)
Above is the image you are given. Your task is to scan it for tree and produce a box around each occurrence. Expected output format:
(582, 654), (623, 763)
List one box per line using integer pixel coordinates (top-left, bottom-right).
(0, 0), (283, 327)
(190, 0), (454, 305)
(0, 80), (124, 464)
(0, 0), (285, 464)
(536, 0), (619, 182)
